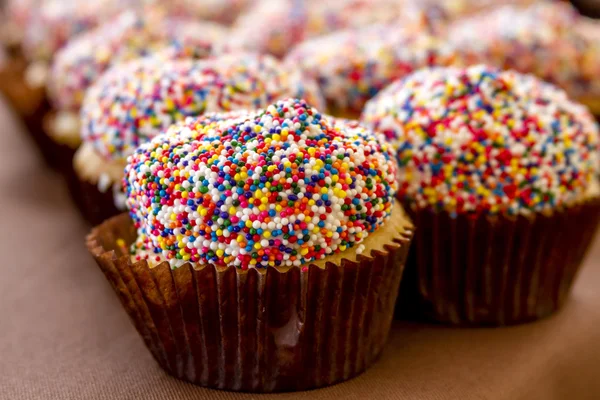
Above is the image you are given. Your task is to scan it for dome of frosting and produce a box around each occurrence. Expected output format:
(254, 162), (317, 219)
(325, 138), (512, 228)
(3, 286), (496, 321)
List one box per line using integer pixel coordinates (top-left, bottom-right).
(80, 53), (324, 162)
(124, 98), (398, 269)
(48, 10), (227, 111)
(361, 65), (599, 216)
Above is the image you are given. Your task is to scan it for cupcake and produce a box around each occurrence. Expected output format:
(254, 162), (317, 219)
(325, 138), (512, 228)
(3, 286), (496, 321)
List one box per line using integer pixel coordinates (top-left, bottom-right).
(285, 23), (459, 120)
(362, 65), (600, 325)
(76, 53), (324, 225)
(227, 0), (408, 58)
(448, 2), (600, 118)
(44, 9), (227, 176)
(86, 98), (413, 392)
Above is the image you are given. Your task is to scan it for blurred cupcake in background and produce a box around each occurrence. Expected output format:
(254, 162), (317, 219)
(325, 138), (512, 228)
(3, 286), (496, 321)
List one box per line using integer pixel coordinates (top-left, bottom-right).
(76, 53), (324, 225)
(286, 23), (459, 119)
(448, 2), (600, 118)
(86, 97), (413, 392)
(227, 0), (408, 58)
(362, 65), (600, 325)
(1, 0), (128, 164)
(22, 0), (126, 73)
(1, 0), (39, 56)
(44, 9), (227, 175)
(0, 0), (45, 139)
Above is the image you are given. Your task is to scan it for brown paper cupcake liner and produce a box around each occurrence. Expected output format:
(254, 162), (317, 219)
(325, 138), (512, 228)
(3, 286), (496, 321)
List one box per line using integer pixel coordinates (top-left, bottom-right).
(86, 214), (413, 392)
(397, 198), (600, 326)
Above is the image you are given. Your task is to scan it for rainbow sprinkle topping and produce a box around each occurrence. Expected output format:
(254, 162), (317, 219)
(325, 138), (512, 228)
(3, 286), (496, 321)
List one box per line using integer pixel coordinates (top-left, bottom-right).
(361, 65), (599, 216)
(124, 98), (397, 269)
(286, 23), (458, 116)
(48, 10), (226, 111)
(80, 53), (324, 162)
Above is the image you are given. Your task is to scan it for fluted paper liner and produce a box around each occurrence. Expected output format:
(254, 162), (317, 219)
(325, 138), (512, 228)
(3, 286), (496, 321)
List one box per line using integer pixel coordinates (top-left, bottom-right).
(398, 198), (600, 326)
(86, 214), (413, 392)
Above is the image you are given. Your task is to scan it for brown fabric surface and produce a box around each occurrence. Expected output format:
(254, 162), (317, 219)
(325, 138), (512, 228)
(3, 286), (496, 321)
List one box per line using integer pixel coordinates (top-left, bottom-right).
(1, 95), (600, 400)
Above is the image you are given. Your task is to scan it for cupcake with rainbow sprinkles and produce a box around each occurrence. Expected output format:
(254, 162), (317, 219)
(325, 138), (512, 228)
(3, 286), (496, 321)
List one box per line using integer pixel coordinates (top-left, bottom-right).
(362, 64), (600, 325)
(86, 98), (413, 391)
(75, 53), (323, 225)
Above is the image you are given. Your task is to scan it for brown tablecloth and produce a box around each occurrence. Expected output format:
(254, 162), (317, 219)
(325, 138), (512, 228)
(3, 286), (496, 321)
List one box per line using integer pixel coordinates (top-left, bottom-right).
(1, 96), (600, 400)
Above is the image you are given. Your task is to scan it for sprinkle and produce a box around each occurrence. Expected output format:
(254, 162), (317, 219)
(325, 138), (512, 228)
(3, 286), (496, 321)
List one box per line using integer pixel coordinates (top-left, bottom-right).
(361, 65), (599, 216)
(80, 53), (325, 162)
(125, 98), (397, 269)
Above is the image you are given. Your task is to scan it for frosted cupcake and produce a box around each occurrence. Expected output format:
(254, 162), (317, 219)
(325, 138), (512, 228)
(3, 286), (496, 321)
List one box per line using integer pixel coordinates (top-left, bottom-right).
(286, 23), (459, 119)
(44, 9), (227, 173)
(362, 65), (600, 325)
(76, 53), (324, 225)
(86, 98), (413, 391)
(448, 2), (600, 117)
(227, 0), (408, 58)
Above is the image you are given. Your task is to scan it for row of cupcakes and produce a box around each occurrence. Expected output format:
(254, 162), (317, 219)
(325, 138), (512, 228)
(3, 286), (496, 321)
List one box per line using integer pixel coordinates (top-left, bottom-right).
(2, 0), (598, 329)
(0, 0), (598, 392)
(6, 0), (596, 129)
(4, 1), (600, 181)
(86, 64), (600, 392)
(1, 0), (597, 329)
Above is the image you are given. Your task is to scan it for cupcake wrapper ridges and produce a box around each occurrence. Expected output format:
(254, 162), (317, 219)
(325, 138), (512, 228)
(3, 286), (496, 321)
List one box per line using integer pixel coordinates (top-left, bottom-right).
(398, 198), (600, 326)
(87, 214), (413, 392)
